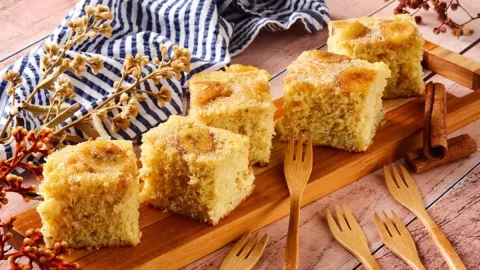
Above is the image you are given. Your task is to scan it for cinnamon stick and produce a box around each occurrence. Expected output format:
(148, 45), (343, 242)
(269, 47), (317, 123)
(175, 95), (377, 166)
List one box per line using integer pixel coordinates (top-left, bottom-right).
(405, 134), (477, 173)
(423, 82), (448, 160)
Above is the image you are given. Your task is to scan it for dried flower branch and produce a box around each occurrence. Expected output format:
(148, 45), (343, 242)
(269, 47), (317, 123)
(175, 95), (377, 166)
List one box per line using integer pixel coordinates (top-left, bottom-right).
(53, 45), (191, 137)
(1, 222), (79, 270)
(0, 4), (191, 269)
(0, 4), (114, 142)
(392, 0), (478, 37)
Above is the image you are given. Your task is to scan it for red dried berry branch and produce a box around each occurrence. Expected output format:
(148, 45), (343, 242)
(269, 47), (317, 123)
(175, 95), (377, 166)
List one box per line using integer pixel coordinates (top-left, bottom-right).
(2, 224), (79, 270)
(392, 0), (479, 37)
(0, 127), (54, 207)
(0, 127), (80, 269)
(0, 217), (15, 261)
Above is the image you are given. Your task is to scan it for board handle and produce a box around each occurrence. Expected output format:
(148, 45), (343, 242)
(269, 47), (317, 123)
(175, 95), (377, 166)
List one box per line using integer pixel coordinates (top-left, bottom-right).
(423, 40), (480, 91)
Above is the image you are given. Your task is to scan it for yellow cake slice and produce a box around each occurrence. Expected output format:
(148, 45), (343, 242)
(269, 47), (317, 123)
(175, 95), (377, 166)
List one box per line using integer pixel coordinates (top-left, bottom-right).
(276, 50), (391, 152)
(188, 64), (276, 166)
(140, 115), (255, 225)
(327, 14), (424, 98)
(37, 140), (141, 249)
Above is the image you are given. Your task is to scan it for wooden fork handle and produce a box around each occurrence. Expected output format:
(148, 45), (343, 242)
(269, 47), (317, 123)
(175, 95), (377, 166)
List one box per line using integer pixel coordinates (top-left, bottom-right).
(357, 253), (382, 270)
(421, 215), (466, 270)
(284, 198), (301, 270)
(405, 258), (426, 270)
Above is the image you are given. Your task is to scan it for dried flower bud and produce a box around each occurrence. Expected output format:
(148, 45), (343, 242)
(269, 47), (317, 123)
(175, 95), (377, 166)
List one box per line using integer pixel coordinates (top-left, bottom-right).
(160, 44), (168, 57)
(452, 27), (463, 36)
(414, 16), (422, 24)
(45, 249), (53, 258)
(119, 93), (129, 103)
(55, 76), (76, 99)
(44, 43), (60, 56)
(87, 55), (104, 75)
(155, 86), (172, 107)
(3, 70), (22, 84)
(96, 22), (113, 38)
(26, 229), (34, 237)
(422, 2), (430, 10)
(70, 54), (88, 77)
(451, 3), (459, 11)
(71, 16), (88, 34)
(23, 238), (32, 245)
(95, 4), (113, 20)
(465, 28), (474, 36)
(111, 115), (131, 133)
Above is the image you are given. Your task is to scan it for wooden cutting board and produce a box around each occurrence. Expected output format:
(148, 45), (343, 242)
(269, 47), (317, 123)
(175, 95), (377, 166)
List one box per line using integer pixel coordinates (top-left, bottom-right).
(10, 41), (480, 269)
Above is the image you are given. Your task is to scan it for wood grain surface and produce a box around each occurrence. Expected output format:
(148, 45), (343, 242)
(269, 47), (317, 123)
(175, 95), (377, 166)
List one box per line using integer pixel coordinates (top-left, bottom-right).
(10, 79), (480, 269)
(1, 0), (480, 269)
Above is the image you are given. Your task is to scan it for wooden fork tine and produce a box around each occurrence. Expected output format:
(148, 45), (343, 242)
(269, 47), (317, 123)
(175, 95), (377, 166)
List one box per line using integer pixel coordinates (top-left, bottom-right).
(231, 232), (251, 254)
(383, 166), (397, 190)
(286, 136), (295, 159)
(296, 134), (303, 161)
(304, 136), (313, 164)
(382, 211), (398, 236)
(374, 212), (390, 237)
(240, 233), (258, 258)
(335, 205), (349, 231)
(391, 164), (407, 188)
(248, 234), (269, 260)
(391, 211), (408, 235)
(342, 204), (361, 231)
(399, 165), (416, 187)
(325, 209), (341, 234)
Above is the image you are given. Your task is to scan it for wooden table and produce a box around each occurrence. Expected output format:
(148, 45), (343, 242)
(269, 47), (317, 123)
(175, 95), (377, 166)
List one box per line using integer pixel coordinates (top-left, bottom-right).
(1, 0), (480, 269)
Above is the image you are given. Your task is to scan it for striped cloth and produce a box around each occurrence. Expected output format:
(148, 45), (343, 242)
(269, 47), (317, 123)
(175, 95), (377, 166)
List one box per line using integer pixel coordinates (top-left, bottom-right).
(0, 0), (329, 159)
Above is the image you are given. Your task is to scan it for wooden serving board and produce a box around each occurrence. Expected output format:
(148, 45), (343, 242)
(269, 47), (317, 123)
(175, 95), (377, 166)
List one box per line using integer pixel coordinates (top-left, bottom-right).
(10, 42), (480, 269)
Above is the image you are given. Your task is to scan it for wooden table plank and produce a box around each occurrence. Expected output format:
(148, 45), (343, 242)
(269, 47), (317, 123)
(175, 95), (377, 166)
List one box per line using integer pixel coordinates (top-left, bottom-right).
(185, 44), (480, 270)
(375, 163), (480, 269)
(1, 0), (480, 269)
(184, 117), (480, 270)
(0, 0), (77, 60)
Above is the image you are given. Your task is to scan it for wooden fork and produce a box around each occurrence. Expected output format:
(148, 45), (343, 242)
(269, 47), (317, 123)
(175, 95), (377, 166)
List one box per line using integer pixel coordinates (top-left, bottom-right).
(326, 205), (381, 270)
(283, 134), (313, 270)
(375, 210), (425, 270)
(220, 232), (269, 270)
(384, 164), (466, 270)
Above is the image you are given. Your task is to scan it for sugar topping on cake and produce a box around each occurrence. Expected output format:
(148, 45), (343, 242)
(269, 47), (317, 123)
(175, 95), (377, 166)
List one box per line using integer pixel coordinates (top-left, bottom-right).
(286, 50), (383, 94)
(188, 64), (276, 165)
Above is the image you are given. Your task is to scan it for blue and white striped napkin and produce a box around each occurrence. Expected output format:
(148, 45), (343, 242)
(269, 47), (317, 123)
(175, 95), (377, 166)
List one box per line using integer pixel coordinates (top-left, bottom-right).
(0, 0), (329, 158)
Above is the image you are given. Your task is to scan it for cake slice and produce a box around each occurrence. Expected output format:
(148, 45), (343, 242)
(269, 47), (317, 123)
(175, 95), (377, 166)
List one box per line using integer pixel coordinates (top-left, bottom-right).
(188, 64), (276, 166)
(37, 140), (141, 249)
(276, 50), (391, 152)
(140, 115), (254, 225)
(327, 14), (424, 98)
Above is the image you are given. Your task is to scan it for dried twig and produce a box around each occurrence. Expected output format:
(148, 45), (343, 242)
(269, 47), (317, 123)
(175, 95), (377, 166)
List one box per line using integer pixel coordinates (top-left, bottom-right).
(392, 0), (478, 36)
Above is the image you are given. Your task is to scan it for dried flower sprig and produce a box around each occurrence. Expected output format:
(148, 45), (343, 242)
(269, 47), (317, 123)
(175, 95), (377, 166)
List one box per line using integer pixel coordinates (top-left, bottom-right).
(392, 0), (478, 37)
(0, 4), (191, 269)
(0, 4), (114, 142)
(54, 44), (191, 138)
(1, 222), (79, 270)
